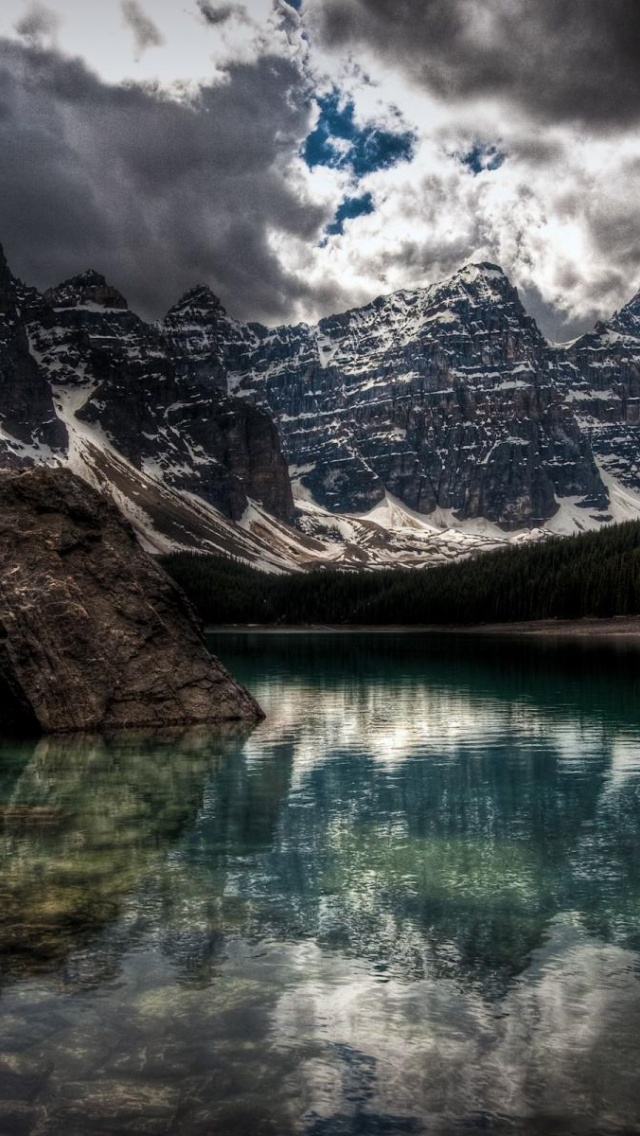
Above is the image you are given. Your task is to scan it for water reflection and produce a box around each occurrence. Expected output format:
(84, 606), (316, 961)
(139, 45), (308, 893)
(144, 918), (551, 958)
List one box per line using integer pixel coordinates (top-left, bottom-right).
(0, 726), (251, 983)
(0, 634), (639, 1133)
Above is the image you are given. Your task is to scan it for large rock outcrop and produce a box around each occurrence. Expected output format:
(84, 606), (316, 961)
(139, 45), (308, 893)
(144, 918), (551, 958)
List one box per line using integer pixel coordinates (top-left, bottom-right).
(0, 468), (262, 733)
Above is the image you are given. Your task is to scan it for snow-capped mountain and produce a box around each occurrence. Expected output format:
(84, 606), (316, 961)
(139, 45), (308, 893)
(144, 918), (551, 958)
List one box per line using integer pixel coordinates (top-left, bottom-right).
(555, 288), (640, 491)
(0, 248), (66, 462)
(10, 255), (294, 526)
(3, 237), (640, 572)
(164, 263), (610, 529)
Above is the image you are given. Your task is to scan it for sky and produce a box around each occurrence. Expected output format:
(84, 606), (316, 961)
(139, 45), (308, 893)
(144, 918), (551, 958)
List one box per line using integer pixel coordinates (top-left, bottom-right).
(1, 1), (640, 339)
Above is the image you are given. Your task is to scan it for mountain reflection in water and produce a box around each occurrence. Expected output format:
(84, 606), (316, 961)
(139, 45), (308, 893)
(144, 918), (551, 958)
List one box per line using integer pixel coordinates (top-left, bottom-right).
(0, 632), (639, 1134)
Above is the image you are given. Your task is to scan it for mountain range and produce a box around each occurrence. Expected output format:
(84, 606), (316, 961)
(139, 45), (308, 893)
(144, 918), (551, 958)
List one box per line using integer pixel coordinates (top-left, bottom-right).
(2, 240), (640, 571)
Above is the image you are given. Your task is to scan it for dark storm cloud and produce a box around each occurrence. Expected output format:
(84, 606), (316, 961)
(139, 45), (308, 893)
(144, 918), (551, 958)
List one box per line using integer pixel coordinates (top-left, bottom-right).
(315, 0), (640, 129)
(0, 38), (326, 322)
(197, 1), (236, 27)
(517, 286), (596, 345)
(120, 0), (164, 58)
(14, 2), (59, 45)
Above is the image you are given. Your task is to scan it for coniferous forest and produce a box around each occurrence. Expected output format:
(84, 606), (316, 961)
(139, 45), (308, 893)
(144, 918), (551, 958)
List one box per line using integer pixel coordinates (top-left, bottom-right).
(162, 519), (640, 626)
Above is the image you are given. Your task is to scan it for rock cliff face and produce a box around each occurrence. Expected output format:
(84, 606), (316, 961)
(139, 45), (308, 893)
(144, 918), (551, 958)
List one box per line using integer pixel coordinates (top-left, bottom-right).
(3, 237), (640, 546)
(27, 270), (294, 523)
(163, 264), (608, 528)
(0, 468), (262, 733)
(44, 268), (130, 311)
(0, 245), (293, 525)
(555, 287), (640, 493)
(0, 246), (67, 464)
(163, 285), (233, 390)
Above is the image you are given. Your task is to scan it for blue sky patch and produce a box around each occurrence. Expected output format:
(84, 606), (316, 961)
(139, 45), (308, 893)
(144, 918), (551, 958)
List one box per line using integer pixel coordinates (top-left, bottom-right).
(461, 143), (505, 175)
(304, 89), (415, 177)
(326, 191), (375, 236)
(284, 0), (302, 8)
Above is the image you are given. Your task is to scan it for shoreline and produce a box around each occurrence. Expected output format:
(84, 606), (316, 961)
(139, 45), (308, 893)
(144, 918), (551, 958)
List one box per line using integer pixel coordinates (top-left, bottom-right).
(206, 616), (640, 638)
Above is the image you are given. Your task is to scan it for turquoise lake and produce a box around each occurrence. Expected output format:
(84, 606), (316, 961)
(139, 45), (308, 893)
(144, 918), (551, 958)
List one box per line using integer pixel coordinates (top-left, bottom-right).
(1, 631), (640, 1134)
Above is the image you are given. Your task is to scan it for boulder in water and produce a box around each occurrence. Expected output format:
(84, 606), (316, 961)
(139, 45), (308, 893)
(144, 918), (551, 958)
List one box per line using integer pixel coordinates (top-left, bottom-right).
(0, 468), (262, 732)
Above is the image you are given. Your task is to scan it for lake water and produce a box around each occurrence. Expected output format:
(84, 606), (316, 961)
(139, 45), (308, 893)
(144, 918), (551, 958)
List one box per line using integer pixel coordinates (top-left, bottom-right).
(1, 632), (640, 1134)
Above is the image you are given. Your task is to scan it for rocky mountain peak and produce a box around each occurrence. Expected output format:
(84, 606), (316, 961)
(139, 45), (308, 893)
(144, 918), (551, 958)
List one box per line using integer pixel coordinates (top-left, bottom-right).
(452, 260), (505, 281)
(213, 259), (598, 521)
(475, 260), (504, 274)
(0, 247), (68, 457)
(0, 244), (40, 320)
(162, 285), (236, 394)
(0, 244), (15, 312)
(165, 285), (227, 324)
(439, 260), (524, 307)
(610, 285), (640, 338)
(3, 232), (640, 547)
(44, 270), (128, 311)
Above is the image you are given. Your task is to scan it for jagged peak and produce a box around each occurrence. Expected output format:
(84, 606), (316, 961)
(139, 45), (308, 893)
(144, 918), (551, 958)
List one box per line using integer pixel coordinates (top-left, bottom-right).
(615, 283), (640, 323)
(452, 260), (506, 280)
(44, 270), (128, 311)
(0, 243), (11, 292)
(564, 279), (640, 345)
(0, 241), (37, 314)
(590, 287), (640, 343)
(437, 261), (519, 302)
(422, 259), (535, 326)
(66, 269), (107, 287)
(316, 261), (517, 332)
(384, 261), (511, 307)
(368, 261), (521, 326)
(165, 285), (227, 322)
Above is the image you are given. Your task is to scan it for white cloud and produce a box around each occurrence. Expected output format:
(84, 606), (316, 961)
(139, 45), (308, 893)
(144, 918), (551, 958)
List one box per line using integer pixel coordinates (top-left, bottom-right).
(2, 0), (640, 335)
(3, 0), (302, 86)
(278, 101), (640, 335)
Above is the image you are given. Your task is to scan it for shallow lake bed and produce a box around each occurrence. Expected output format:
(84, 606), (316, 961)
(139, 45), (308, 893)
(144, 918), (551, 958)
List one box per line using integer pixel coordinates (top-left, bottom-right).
(0, 632), (639, 1134)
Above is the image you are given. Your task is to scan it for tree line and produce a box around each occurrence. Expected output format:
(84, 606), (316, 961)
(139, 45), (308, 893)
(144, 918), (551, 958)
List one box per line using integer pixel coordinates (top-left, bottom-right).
(161, 519), (640, 625)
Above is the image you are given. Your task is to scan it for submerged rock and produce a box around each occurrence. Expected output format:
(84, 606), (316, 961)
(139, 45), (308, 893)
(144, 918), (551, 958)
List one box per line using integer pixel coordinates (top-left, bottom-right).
(0, 724), (252, 980)
(0, 468), (263, 732)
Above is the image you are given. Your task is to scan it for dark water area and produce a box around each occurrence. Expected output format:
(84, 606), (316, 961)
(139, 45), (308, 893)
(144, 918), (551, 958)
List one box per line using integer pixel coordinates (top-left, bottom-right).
(0, 632), (640, 1133)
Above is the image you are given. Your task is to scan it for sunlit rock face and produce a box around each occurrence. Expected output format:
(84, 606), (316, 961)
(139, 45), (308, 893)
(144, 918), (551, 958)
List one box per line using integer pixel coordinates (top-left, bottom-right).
(166, 263), (608, 528)
(0, 467), (263, 733)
